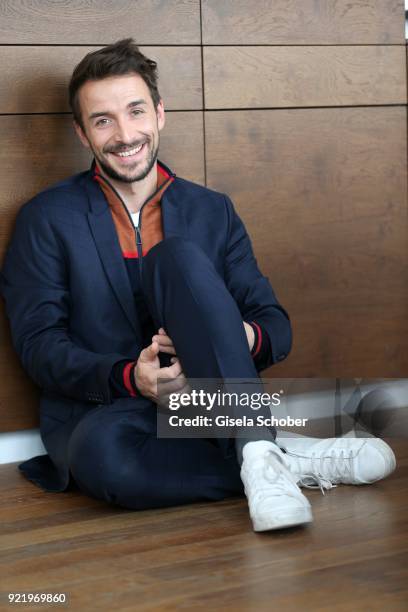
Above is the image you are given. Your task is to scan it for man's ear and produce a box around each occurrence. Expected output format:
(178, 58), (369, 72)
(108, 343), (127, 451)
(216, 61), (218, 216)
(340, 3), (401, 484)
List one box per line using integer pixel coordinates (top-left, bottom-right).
(73, 121), (90, 149)
(156, 100), (165, 132)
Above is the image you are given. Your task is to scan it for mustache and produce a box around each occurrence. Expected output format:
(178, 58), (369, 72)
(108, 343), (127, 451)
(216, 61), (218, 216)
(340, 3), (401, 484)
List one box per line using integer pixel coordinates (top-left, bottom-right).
(103, 139), (147, 154)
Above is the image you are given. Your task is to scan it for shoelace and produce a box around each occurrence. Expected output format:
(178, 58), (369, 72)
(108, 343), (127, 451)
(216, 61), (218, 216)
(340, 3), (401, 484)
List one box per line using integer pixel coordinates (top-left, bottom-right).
(285, 449), (356, 495)
(297, 474), (334, 495)
(247, 451), (302, 502)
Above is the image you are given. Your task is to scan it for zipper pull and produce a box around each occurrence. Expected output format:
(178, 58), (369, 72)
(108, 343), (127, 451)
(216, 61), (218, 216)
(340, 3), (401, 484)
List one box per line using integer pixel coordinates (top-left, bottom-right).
(135, 226), (142, 245)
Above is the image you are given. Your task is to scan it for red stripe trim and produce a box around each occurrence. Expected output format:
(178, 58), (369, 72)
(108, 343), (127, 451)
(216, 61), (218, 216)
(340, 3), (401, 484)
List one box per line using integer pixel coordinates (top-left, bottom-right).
(157, 163), (170, 179)
(123, 362), (137, 397)
(251, 321), (262, 357)
(122, 250), (149, 258)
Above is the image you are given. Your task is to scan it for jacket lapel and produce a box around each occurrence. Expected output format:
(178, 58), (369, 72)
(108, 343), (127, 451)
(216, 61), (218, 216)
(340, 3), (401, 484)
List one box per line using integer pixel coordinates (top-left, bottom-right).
(162, 180), (186, 239)
(84, 175), (142, 339)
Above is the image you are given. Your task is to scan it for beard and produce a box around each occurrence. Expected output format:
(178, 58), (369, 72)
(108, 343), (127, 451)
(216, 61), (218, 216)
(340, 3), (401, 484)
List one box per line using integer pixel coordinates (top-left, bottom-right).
(94, 137), (159, 184)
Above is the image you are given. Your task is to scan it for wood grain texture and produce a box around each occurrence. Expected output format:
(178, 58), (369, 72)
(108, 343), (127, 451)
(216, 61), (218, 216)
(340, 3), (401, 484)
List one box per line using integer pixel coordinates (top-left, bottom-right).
(205, 107), (408, 377)
(0, 313), (40, 432)
(0, 112), (204, 432)
(0, 46), (203, 113)
(202, 0), (405, 44)
(0, 0), (200, 44)
(204, 46), (407, 109)
(0, 438), (406, 610)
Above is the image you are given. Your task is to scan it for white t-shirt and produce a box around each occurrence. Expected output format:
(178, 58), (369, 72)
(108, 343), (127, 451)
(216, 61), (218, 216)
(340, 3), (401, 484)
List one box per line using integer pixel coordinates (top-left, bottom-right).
(130, 211), (140, 228)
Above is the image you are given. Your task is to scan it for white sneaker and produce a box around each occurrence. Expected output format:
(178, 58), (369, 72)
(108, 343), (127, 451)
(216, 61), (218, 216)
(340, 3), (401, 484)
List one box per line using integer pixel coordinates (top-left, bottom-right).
(275, 433), (397, 492)
(240, 440), (313, 531)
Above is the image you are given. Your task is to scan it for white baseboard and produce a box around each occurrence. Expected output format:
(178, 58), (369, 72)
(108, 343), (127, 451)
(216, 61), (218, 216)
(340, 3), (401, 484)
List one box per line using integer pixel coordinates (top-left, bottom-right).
(1, 379), (406, 465)
(0, 430), (46, 465)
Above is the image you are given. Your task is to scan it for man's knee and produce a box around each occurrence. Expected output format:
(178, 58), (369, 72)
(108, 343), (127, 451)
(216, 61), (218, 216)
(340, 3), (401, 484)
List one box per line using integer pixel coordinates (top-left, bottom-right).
(68, 441), (155, 509)
(67, 415), (148, 506)
(144, 237), (223, 299)
(146, 237), (212, 272)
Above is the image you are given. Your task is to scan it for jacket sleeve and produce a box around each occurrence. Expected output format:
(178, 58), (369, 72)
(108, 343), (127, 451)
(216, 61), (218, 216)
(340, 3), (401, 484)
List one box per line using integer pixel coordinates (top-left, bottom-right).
(0, 201), (128, 405)
(222, 195), (292, 370)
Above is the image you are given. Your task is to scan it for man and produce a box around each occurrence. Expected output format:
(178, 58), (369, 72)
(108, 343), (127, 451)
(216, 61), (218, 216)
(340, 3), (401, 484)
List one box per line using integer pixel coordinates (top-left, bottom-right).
(0, 39), (396, 532)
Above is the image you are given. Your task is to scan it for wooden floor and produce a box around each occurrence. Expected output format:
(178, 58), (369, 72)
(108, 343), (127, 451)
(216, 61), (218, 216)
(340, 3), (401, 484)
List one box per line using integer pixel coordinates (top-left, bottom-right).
(1, 438), (407, 611)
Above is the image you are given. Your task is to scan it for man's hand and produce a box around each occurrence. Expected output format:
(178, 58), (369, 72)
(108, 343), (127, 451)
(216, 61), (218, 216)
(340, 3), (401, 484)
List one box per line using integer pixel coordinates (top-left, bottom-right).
(152, 327), (177, 355)
(134, 340), (188, 403)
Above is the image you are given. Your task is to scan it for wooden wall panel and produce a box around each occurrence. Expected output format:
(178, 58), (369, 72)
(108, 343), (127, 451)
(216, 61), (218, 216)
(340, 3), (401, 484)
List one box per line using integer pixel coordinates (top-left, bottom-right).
(0, 46), (203, 113)
(0, 111), (204, 431)
(158, 112), (205, 184)
(0, 116), (91, 257)
(0, 0), (200, 44)
(205, 107), (408, 377)
(0, 310), (39, 432)
(202, 0), (405, 45)
(204, 46), (406, 109)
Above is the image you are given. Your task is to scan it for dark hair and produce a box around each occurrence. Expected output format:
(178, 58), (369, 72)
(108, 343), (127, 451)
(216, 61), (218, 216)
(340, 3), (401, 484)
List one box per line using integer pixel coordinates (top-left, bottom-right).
(68, 38), (161, 129)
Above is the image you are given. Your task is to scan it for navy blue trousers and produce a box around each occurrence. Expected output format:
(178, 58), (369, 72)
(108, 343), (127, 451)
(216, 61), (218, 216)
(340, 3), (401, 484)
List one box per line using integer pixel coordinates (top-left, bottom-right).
(67, 238), (273, 509)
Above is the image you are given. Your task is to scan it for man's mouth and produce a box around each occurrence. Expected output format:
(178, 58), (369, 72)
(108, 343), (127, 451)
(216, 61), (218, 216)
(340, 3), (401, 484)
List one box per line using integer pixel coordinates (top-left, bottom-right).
(108, 142), (146, 160)
(115, 143), (144, 157)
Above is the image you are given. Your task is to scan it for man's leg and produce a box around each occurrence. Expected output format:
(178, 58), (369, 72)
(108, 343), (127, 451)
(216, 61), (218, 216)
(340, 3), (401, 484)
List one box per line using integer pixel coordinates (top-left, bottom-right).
(143, 238), (276, 426)
(142, 238), (276, 453)
(140, 238), (312, 530)
(142, 237), (261, 380)
(67, 400), (243, 509)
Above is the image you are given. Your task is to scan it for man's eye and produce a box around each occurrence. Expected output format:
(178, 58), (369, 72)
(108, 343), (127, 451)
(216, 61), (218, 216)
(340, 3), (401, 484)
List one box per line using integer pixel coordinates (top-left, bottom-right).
(131, 109), (143, 116)
(95, 118), (110, 127)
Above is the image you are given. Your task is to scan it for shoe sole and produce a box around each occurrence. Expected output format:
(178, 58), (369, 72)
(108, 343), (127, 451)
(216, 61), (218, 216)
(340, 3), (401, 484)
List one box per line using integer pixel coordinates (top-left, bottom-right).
(252, 506), (313, 532)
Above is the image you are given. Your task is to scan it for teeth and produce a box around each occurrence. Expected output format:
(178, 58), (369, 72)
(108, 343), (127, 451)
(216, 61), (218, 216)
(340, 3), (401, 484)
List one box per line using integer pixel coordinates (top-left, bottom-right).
(116, 144), (143, 157)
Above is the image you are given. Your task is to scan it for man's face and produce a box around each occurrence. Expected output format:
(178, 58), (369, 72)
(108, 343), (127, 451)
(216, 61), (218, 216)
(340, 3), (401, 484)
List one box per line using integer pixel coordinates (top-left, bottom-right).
(74, 73), (165, 183)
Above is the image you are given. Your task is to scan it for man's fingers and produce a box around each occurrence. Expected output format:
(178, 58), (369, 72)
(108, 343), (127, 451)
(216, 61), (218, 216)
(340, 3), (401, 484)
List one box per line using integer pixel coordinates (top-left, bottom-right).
(152, 331), (177, 356)
(157, 358), (183, 380)
(158, 375), (190, 406)
(164, 358), (183, 378)
(156, 359), (186, 408)
(157, 345), (177, 355)
(177, 381), (192, 396)
(159, 374), (187, 394)
(152, 333), (174, 347)
(139, 341), (160, 362)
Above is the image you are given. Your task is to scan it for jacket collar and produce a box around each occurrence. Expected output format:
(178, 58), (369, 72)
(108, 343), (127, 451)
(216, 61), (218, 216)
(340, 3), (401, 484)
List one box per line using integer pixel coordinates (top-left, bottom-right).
(84, 159), (175, 214)
(83, 159), (186, 237)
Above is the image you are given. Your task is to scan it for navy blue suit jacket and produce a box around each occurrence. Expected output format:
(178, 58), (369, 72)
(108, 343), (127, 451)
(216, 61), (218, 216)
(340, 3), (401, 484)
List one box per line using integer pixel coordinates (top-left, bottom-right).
(0, 162), (291, 490)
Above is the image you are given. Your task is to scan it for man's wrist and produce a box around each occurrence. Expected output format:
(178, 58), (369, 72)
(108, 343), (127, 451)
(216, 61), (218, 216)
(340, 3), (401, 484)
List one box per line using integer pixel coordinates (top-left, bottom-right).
(248, 321), (273, 371)
(249, 322), (262, 356)
(244, 321), (255, 351)
(123, 361), (138, 397)
(109, 358), (138, 398)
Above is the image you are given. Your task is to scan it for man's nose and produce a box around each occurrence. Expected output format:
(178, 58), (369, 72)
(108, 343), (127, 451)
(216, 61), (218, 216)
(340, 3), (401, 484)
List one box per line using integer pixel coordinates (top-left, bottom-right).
(114, 118), (134, 144)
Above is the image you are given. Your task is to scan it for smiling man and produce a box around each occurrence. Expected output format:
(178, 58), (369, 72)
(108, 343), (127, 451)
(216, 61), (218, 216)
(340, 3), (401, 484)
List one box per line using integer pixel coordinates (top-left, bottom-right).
(74, 74), (163, 190)
(0, 39), (396, 532)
